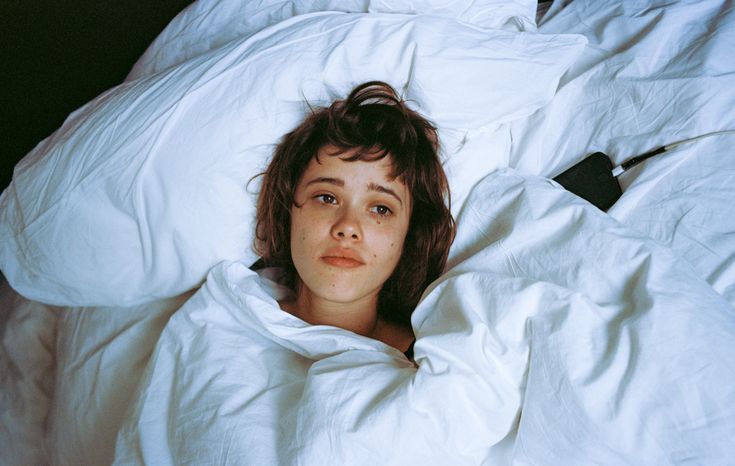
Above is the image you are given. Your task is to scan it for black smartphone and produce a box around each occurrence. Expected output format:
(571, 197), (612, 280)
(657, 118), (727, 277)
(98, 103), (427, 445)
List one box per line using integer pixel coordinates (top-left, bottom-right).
(552, 152), (622, 211)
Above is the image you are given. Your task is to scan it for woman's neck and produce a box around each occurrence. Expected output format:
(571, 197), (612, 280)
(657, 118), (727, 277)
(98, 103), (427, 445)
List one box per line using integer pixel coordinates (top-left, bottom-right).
(280, 282), (415, 353)
(282, 286), (380, 338)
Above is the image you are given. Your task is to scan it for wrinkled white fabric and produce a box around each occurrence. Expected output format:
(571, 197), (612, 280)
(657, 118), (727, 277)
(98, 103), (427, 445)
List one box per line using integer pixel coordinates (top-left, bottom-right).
(0, 12), (584, 307)
(510, 0), (735, 305)
(128, 0), (539, 80)
(114, 171), (735, 465)
(0, 280), (57, 466)
(5, 1), (735, 464)
(45, 293), (192, 466)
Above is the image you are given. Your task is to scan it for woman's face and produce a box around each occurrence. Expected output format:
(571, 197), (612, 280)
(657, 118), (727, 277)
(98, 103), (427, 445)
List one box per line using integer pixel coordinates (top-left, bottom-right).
(290, 146), (411, 308)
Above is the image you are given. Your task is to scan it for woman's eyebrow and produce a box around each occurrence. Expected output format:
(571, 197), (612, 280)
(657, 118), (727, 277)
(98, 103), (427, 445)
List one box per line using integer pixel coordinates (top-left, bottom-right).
(305, 177), (403, 206)
(368, 182), (403, 206)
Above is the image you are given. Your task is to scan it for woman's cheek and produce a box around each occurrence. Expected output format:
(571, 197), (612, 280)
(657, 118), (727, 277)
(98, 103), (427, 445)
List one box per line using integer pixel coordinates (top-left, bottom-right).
(375, 228), (404, 265)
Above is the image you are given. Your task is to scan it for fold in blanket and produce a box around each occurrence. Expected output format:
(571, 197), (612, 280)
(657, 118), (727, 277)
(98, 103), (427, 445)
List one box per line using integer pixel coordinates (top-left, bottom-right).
(114, 171), (735, 465)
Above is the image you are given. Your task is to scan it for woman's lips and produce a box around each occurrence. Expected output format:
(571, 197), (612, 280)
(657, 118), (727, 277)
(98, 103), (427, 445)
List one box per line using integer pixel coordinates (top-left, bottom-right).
(321, 256), (364, 268)
(321, 248), (365, 268)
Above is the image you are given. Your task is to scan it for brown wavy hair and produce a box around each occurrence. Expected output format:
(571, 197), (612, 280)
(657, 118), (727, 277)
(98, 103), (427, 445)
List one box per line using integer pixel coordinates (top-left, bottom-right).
(255, 81), (455, 327)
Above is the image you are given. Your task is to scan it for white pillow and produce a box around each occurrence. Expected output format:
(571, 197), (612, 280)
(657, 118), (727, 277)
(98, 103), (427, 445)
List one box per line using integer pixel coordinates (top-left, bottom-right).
(0, 13), (586, 306)
(368, 0), (537, 30)
(127, 0), (538, 80)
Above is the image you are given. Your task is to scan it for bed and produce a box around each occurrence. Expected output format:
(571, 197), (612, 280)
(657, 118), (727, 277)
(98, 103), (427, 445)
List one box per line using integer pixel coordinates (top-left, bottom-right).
(1, 0), (734, 464)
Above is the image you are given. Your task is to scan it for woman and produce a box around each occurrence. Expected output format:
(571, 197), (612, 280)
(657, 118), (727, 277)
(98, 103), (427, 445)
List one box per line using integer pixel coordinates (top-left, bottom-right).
(255, 81), (455, 358)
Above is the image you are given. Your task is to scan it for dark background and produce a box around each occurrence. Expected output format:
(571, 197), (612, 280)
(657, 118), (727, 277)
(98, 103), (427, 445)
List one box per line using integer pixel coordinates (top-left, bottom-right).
(1, 0), (193, 193)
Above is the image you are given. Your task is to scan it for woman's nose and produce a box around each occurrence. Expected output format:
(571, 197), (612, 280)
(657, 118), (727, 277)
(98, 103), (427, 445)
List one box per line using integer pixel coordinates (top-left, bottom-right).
(331, 209), (361, 241)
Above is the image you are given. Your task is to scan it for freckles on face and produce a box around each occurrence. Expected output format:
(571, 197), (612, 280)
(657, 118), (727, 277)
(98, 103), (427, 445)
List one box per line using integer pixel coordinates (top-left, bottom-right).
(288, 148), (411, 305)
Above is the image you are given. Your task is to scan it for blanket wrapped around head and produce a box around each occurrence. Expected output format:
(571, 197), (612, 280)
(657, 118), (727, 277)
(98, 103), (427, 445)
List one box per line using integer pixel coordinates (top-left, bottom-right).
(113, 170), (735, 465)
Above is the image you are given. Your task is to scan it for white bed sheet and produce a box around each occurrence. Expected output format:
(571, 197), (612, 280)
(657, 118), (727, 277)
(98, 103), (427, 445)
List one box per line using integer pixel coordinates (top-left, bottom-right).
(126, 0), (539, 80)
(0, 11), (583, 308)
(513, 0), (735, 305)
(114, 171), (735, 464)
(0, 279), (57, 466)
(44, 293), (192, 466)
(3, 0), (735, 464)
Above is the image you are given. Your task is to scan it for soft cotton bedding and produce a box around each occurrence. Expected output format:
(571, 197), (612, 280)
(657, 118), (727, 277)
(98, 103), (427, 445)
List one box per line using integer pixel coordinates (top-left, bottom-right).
(126, 0), (540, 80)
(2, 0), (735, 464)
(44, 292), (193, 466)
(113, 171), (735, 464)
(0, 279), (57, 466)
(515, 0), (735, 305)
(0, 11), (583, 308)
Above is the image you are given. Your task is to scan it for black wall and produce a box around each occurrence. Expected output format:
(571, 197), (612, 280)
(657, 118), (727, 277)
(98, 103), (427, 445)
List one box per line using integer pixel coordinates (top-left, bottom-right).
(1, 0), (193, 192)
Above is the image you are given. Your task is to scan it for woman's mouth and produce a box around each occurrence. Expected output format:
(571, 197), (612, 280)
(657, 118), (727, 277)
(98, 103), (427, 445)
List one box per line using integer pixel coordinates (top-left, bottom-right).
(321, 249), (365, 268)
(321, 256), (364, 268)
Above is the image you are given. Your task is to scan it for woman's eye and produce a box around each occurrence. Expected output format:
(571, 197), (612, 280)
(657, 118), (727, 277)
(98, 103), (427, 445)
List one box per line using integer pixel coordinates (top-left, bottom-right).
(315, 194), (337, 205)
(370, 205), (392, 216)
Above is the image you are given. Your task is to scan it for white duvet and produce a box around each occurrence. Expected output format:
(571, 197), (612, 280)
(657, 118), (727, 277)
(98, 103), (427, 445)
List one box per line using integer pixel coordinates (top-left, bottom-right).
(114, 171), (735, 465)
(3, 1), (735, 465)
